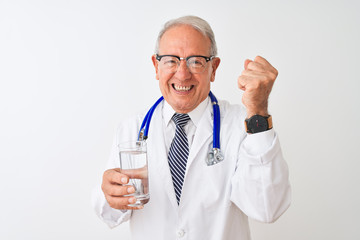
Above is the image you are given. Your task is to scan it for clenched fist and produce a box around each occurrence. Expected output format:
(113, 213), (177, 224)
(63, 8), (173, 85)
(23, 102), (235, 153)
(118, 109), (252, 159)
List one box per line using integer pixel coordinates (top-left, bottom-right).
(238, 56), (278, 118)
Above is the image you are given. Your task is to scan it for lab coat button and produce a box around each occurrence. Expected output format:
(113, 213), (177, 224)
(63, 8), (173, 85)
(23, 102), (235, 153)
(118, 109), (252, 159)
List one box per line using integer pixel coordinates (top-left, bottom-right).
(177, 229), (185, 238)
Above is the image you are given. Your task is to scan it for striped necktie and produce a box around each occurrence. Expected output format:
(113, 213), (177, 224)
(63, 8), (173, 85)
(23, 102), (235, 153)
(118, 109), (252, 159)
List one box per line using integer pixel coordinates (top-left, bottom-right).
(168, 113), (190, 205)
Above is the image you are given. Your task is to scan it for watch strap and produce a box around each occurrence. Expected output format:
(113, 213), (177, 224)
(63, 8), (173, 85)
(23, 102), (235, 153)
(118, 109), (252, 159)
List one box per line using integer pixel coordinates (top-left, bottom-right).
(244, 115), (273, 133)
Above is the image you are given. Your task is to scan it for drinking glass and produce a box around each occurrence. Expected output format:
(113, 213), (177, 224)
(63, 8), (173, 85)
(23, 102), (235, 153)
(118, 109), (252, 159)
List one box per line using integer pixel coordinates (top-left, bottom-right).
(118, 140), (149, 206)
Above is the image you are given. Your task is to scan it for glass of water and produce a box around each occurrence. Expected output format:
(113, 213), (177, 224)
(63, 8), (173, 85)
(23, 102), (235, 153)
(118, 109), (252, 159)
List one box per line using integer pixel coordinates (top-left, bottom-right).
(118, 140), (149, 207)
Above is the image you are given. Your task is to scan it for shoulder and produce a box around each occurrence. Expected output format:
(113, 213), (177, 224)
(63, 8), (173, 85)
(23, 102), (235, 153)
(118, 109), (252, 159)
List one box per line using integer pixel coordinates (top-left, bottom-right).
(114, 110), (147, 144)
(217, 99), (247, 139)
(218, 99), (247, 122)
(114, 99), (164, 142)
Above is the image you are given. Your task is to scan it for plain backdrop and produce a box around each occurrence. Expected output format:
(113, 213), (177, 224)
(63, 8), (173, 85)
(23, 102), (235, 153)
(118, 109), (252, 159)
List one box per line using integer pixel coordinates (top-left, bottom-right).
(1, 0), (359, 239)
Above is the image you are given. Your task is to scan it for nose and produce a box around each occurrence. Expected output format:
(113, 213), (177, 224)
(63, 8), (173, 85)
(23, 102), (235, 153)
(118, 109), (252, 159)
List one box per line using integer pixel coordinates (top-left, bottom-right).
(175, 59), (191, 79)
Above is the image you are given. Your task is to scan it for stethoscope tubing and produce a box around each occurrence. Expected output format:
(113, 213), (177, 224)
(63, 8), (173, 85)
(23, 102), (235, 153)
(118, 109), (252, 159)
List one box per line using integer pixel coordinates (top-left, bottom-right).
(138, 91), (220, 151)
(209, 91), (220, 149)
(138, 96), (164, 140)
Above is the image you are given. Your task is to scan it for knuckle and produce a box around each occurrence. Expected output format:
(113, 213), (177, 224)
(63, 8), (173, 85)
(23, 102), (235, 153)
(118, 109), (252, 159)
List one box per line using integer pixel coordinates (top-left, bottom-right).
(108, 200), (118, 209)
(104, 169), (124, 184)
(103, 169), (115, 181)
(105, 195), (116, 208)
(261, 74), (273, 85)
(106, 196), (129, 210)
(273, 68), (278, 77)
(269, 71), (277, 80)
(104, 185), (115, 196)
(252, 81), (261, 89)
(263, 77), (271, 85)
(102, 170), (110, 179)
(101, 180), (111, 193)
(107, 187), (116, 196)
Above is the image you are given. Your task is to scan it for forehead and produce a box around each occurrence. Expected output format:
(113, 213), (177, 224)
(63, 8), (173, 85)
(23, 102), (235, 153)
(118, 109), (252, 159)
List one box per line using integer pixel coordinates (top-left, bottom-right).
(158, 25), (211, 55)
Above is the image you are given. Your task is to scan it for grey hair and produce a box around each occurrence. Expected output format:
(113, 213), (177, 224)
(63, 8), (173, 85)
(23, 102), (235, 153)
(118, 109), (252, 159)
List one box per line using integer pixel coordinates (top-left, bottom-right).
(155, 15), (218, 56)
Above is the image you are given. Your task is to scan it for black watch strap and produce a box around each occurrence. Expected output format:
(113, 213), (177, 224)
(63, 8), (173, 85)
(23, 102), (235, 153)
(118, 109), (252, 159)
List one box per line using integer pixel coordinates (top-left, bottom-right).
(245, 115), (273, 134)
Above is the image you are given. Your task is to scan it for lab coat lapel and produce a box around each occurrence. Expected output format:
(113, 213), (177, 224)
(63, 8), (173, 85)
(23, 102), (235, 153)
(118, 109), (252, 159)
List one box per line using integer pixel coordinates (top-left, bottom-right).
(186, 103), (213, 172)
(147, 104), (178, 209)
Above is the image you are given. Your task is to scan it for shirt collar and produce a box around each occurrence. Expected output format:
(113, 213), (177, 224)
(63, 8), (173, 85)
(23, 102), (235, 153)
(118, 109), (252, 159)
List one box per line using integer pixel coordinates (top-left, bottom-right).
(163, 96), (210, 127)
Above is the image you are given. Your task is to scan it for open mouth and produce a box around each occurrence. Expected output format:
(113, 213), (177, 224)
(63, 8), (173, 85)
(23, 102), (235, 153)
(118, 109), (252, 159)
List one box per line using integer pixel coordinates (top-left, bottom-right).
(172, 84), (194, 92)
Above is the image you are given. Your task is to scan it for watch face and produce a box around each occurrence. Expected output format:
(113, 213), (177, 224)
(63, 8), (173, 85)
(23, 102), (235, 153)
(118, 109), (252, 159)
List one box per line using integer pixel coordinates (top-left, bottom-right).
(248, 115), (268, 133)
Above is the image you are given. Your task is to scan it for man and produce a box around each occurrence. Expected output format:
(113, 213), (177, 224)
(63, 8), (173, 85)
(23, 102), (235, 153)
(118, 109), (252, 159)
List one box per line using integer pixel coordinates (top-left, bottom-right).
(93, 15), (291, 239)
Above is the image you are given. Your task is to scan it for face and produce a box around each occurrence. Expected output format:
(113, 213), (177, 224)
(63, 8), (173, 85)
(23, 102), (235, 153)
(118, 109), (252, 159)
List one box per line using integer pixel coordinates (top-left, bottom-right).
(152, 25), (220, 113)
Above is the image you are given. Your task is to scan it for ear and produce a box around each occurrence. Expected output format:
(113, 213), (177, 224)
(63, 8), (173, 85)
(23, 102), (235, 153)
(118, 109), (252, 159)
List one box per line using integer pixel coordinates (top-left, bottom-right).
(210, 57), (221, 82)
(151, 54), (160, 80)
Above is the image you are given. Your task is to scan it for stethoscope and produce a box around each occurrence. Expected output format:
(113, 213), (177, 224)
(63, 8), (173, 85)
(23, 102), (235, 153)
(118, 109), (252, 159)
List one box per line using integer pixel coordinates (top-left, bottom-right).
(137, 91), (224, 166)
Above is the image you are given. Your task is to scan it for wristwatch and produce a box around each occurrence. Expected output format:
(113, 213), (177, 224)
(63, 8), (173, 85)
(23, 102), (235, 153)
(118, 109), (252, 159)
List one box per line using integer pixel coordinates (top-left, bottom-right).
(245, 115), (273, 134)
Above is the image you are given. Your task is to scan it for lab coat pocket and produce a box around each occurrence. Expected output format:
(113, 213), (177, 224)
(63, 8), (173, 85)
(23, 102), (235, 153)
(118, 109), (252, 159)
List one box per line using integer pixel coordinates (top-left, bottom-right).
(200, 156), (234, 211)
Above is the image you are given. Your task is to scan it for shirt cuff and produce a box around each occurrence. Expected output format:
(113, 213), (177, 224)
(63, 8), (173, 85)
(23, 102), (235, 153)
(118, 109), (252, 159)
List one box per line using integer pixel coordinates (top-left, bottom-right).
(92, 185), (132, 228)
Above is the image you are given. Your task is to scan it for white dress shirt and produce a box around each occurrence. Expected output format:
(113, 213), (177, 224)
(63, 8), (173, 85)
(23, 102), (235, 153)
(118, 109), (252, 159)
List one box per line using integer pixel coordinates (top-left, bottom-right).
(163, 97), (209, 154)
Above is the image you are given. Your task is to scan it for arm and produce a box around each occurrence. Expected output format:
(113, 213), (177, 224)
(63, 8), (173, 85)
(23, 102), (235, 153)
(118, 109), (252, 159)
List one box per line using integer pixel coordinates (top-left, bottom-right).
(230, 56), (291, 222)
(92, 118), (144, 228)
(231, 129), (291, 223)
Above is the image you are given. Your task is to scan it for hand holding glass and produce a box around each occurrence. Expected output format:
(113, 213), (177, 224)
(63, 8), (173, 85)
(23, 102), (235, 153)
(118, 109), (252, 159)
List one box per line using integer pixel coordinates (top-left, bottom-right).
(118, 141), (149, 206)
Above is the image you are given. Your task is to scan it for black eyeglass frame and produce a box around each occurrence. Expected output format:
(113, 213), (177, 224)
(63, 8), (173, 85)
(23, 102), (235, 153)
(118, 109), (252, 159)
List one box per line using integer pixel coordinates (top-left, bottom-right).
(155, 54), (215, 63)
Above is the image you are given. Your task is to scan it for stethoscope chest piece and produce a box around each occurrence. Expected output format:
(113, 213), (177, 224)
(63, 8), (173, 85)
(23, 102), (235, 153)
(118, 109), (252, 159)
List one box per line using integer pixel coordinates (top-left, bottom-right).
(206, 148), (224, 166)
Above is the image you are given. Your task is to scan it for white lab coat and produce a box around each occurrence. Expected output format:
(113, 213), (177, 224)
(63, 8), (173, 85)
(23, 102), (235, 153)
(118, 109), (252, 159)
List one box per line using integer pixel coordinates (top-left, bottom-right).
(92, 98), (291, 240)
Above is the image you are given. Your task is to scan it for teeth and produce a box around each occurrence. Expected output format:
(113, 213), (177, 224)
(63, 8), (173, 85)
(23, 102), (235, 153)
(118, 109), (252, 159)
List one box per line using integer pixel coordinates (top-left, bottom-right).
(174, 84), (192, 91)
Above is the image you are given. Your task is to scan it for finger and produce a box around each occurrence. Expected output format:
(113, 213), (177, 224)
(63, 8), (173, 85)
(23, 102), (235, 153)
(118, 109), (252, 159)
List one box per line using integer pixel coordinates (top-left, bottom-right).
(254, 56), (278, 75)
(240, 73), (275, 94)
(254, 55), (270, 65)
(238, 75), (250, 91)
(246, 61), (267, 73)
(241, 68), (278, 84)
(121, 167), (148, 179)
(244, 59), (252, 70)
(241, 69), (270, 80)
(119, 205), (144, 210)
(238, 73), (273, 90)
(105, 195), (144, 210)
(121, 205), (144, 210)
(102, 183), (136, 197)
(103, 168), (129, 185)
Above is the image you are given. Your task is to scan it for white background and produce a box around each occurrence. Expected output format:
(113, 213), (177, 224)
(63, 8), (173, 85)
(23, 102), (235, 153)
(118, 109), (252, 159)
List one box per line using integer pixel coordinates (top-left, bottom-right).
(1, 0), (359, 239)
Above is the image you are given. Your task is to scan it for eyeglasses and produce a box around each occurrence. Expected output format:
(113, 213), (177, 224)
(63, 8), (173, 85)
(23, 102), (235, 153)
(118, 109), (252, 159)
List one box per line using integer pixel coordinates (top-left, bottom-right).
(156, 54), (214, 74)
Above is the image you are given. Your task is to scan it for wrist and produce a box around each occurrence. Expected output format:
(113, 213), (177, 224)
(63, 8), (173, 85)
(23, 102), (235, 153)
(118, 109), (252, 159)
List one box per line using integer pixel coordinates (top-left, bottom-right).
(244, 115), (273, 134)
(246, 110), (269, 119)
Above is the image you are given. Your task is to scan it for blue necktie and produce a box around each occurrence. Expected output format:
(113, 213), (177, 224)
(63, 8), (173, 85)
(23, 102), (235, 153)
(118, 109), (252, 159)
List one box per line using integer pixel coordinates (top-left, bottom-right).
(168, 113), (190, 205)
